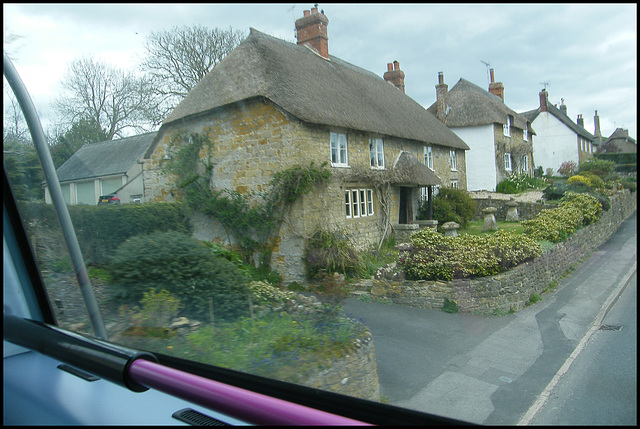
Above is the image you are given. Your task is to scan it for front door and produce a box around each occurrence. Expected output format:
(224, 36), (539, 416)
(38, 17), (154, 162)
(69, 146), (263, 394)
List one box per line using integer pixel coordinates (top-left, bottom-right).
(399, 187), (413, 224)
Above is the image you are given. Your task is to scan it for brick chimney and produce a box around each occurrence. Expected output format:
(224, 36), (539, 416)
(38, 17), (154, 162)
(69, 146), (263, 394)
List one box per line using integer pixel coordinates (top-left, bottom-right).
(295, 6), (329, 59)
(383, 60), (405, 93)
(594, 110), (601, 138)
(539, 89), (548, 112)
(435, 72), (448, 122)
(577, 114), (584, 128)
(560, 98), (567, 116)
(488, 68), (504, 102)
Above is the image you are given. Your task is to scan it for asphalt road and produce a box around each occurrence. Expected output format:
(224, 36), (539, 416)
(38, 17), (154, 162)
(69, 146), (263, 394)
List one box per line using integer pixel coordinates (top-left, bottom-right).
(343, 210), (637, 425)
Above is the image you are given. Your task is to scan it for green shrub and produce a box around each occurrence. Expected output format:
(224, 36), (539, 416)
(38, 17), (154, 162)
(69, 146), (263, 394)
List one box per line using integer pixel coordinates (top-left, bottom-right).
(560, 192), (602, 225)
(579, 172), (605, 189)
(442, 298), (459, 313)
(108, 231), (250, 321)
(579, 158), (616, 176)
(496, 179), (519, 194)
(398, 228), (541, 281)
(418, 187), (476, 228)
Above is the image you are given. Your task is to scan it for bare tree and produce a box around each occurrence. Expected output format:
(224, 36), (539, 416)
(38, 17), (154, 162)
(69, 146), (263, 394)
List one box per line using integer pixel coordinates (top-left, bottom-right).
(141, 25), (246, 118)
(53, 56), (158, 139)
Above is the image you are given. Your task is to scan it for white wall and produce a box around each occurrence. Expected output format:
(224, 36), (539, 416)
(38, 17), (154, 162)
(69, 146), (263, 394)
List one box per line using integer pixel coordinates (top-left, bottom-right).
(450, 125), (497, 191)
(531, 112), (578, 175)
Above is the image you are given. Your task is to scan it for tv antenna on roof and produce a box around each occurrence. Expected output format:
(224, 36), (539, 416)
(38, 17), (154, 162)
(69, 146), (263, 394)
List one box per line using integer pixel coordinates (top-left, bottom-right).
(481, 60), (491, 85)
(539, 81), (551, 90)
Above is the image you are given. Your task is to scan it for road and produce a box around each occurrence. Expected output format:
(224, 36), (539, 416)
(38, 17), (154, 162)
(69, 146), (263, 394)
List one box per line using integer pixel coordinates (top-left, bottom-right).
(343, 211), (637, 425)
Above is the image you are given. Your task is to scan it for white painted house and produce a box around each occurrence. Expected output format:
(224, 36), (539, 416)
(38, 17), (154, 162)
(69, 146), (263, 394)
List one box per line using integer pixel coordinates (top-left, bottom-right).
(521, 89), (596, 176)
(427, 70), (535, 191)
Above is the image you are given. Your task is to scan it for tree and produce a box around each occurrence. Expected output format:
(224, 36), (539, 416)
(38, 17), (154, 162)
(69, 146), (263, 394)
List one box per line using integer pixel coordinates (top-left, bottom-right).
(141, 25), (246, 120)
(53, 56), (159, 139)
(50, 117), (108, 168)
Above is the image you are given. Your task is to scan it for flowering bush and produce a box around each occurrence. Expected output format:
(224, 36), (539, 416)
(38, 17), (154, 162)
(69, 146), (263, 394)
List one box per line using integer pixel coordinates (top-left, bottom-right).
(557, 161), (578, 177)
(523, 191), (602, 241)
(568, 174), (592, 187)
(398, 228), (541, 281)
(248, 280), (297, 306)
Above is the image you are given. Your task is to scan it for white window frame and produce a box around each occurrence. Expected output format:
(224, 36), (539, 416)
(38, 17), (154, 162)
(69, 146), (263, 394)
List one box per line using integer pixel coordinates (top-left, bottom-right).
(503, 115), (512, 137)
(351, 189), (360, 218)
(330, 132), (348, 167)
(449, 150), (457, 171)
(450, 180), (458, 189)
(346, 188), (375, 219)
(345, 190), (352, 218)
(424, 145), (433, 170)
(505, 153), (512, 171)
(523, 128), (528, 141)
(521, 154), (528, 173)
(369, 138), (384, 169)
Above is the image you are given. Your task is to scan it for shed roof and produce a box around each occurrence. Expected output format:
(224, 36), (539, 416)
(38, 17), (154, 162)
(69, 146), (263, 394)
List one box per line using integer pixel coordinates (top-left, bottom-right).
(392, 151), (442, 186)
(56, 132), (157, 182)
(161, 28), (468, 151)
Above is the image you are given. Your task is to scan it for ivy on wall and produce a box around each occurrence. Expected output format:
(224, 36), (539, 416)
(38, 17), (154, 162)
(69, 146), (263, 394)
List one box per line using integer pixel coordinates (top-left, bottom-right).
(163, 132), (331, 265)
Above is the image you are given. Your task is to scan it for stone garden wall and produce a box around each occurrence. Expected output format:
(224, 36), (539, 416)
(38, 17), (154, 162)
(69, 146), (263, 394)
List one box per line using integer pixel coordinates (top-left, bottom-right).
(366, 190), (636, 313)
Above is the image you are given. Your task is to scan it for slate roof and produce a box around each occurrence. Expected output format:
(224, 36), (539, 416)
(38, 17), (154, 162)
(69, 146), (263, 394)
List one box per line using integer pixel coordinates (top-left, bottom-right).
(426, 78), (533, 132)
(56, 132), (157, 182)
(521, 99), (594, 142)
(160, 28), (469, 151)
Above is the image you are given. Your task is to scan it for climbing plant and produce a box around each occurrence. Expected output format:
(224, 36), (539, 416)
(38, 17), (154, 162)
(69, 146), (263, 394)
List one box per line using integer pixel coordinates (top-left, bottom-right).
(163, 132), (331, 265)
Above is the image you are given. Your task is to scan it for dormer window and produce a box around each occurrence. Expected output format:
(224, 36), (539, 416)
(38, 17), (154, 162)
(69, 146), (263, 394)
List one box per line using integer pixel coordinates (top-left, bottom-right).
(503, 115), (512, 137)
(523, 128), (528, 141)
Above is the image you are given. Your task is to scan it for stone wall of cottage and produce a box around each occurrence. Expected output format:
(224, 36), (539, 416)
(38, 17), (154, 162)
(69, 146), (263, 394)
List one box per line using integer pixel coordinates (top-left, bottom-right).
(143, 99), (468, 284)
(362, 190), (636, 313)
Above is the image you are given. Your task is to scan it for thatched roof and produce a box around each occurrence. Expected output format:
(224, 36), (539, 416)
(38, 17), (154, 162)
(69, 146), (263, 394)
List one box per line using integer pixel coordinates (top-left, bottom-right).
(56, 132), (157, 182)
(162, 28), (469, 151)
(427, 78), (532, 132)
(392, 151), (442, 186)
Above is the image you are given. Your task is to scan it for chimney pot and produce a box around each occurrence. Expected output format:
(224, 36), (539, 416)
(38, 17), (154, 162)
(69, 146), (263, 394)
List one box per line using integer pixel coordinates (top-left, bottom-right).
(383, 60), (405, 93)
(488, 69), (504, 102)
(438, 71), (444, 85)
(295, 7), (329, 58)
(436, 72), (448, 122)
(539, 89), (547, 112)
(490, 68), (495, 83)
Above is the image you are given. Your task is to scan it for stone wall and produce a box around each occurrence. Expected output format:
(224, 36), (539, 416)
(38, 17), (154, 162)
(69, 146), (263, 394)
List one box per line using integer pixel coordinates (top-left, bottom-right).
(300, 333), (380, 401)
(367, 190), (636, 313)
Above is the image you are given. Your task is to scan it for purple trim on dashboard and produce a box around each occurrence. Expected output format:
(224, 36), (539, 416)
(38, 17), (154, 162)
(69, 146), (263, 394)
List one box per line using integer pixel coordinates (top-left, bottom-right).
(128, 359), (372, 426)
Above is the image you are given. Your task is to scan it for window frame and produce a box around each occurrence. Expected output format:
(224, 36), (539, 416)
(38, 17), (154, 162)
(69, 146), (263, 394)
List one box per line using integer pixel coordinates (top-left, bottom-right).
(424, 145), (433, 170)
(449, 150), (457, 171)
(330, 132), (349, 167)
(345, 188), (375, 219)
(369, 137), (384, 169)
(503, 115), (512, 137)
(505, 152), (512, 171)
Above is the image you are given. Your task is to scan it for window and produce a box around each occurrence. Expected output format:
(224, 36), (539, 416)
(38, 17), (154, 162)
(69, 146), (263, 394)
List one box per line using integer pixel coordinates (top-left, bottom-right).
(505, 153), (512, 171)
(450, 180), (458, 189)
(521, 154), (528, 173)
(424, 145), (433, 170)
(369, 138), (384, 168)
(449, 150), (457, 170)
(345, 188), (374, 218)
(523, 128), (528, 141)
(330, 132), (348, 166)
(503, 115), (512, 136)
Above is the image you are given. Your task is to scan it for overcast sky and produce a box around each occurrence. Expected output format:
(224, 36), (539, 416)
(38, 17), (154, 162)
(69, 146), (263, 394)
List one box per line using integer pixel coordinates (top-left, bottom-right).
(4, 3), (637, 140)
